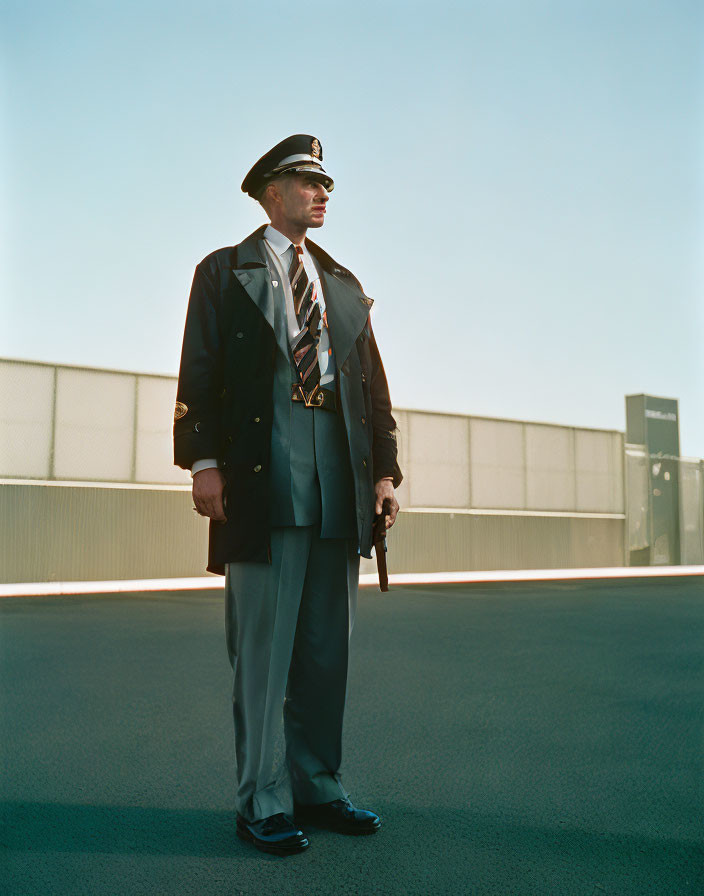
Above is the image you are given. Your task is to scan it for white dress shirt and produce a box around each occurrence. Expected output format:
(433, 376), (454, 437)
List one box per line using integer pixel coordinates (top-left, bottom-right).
(191, 225), (335, 478)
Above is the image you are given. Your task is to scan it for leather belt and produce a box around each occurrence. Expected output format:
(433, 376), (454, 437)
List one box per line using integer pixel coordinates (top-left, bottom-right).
(291, 382), (337, 411)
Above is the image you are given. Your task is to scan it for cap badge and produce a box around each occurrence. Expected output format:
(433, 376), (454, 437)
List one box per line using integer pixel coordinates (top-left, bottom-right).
(174, 400), (188, 421)
(311, 138), (321, 159)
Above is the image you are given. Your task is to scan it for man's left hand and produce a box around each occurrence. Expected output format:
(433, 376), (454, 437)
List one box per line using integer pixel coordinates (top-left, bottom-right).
(375, 478), (399, 530)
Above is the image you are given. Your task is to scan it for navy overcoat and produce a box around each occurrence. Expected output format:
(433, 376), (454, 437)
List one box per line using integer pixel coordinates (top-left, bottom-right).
(173, 225), (403, 574)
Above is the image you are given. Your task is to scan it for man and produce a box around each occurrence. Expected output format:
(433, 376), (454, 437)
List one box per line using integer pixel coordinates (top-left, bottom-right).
(173, 135), (402, 857)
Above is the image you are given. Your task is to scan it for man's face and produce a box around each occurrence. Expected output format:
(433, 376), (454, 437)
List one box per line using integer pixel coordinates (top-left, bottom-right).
(274, 174), (329, 230)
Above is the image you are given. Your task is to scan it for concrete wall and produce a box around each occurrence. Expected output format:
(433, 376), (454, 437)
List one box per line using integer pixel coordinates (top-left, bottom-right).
(0, 481), (623, 584)
(2, 357), (701, 582)
(0, 481), (207, 582)
(360, 509), (624, 576)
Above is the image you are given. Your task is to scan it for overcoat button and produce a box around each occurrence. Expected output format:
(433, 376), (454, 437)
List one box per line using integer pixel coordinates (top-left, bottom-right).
(253, 417), (260, 423)
(236, 331), (244, 338)
(253, 464), (262, 473)
(272, 280), (278, 287)
(194, 422), (200, 432)
(361, 416), (366, 424)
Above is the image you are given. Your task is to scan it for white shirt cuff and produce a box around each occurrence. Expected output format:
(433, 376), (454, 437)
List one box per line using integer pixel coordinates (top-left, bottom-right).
(191, 458), (219, 477)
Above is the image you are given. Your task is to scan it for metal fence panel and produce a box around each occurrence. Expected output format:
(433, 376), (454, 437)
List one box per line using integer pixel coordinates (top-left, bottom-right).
(469, 418), (525, 509)
(406, 412), (470, 508)
(680, 459), (704, 564)
(54, 368), (135, 481)
(525, 423), (575, 511)
(392, 409), (410, 509)
(575, 429), (623, 514)
(0, 360), (54, 478)
(135, 375), (189, 484)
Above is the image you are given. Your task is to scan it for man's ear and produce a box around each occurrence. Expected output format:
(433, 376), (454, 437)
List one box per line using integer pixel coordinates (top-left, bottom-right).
(268, 180), (283, 203)
(259, 182), (276, 214)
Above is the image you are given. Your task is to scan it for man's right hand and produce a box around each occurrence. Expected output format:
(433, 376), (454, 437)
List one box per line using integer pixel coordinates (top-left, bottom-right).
(192, 467), (227, 522)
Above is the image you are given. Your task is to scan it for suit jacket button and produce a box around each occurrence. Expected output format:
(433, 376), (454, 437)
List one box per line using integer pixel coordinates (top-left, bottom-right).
(236, 331), (244, 338)
(253, 417), (260, 423)
(253, 464), (262, 473)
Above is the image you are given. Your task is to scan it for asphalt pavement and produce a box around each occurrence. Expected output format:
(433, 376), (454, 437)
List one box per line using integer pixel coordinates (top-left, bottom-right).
(1, 575), (703, 895)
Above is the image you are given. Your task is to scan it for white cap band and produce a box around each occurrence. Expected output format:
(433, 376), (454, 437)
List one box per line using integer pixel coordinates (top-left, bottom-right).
(276, 153), (320, 166)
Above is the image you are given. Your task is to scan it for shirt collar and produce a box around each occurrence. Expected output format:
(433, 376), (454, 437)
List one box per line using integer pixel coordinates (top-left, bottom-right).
(263, 224), (307, 258)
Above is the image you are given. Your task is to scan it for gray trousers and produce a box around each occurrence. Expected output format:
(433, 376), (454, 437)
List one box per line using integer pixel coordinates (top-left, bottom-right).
(225, 526), (360, 822)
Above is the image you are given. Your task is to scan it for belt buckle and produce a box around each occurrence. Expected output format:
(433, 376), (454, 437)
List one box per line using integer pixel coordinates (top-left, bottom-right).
(294, 383), (325, 408)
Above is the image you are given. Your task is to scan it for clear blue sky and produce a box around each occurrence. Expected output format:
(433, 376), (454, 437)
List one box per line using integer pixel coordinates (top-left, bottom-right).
(2, 0), (703, 456)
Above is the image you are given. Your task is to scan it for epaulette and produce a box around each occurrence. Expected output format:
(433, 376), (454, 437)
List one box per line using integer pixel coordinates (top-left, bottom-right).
(332, 264), (364, 292)
(306, 239), (365, 293)
(198, 246), (237, 273)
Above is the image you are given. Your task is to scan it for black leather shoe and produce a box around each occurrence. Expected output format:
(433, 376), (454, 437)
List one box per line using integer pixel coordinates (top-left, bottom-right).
(293, 796), (381, 835)
(236, 812), (309, 855)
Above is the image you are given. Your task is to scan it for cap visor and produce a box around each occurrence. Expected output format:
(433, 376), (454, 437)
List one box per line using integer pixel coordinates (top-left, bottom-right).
(267, 163), (334, 191)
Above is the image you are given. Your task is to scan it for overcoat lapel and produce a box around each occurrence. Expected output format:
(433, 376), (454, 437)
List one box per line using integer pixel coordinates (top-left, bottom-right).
(233, 226), (293, 361)
(233, 225), (275, 331)
(234, 266), (275, 328)
(319, 270), (374, 367)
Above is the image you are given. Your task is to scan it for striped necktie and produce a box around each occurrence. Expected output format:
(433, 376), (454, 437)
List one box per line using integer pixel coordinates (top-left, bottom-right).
(288, 244), (321, 391)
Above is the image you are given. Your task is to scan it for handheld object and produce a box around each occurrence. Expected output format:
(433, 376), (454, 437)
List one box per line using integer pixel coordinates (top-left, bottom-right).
(372, 497), (392, 592)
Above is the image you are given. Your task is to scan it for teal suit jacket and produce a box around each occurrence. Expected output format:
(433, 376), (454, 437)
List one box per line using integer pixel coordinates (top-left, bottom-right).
(267, 257), (357, 537)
